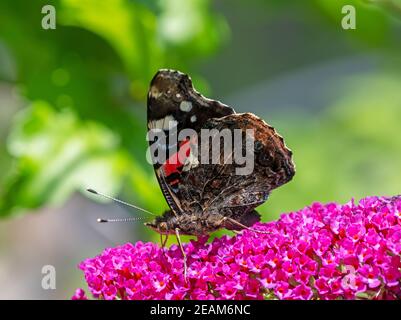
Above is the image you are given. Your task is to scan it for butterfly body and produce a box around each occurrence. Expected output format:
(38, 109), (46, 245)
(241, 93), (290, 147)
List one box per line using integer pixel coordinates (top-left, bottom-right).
(145, 210), (227, 236)
(145, 69), (295, 237)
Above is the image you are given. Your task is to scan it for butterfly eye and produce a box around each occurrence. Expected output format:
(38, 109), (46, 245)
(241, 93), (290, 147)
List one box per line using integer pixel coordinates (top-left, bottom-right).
(159, 222), (168, 231)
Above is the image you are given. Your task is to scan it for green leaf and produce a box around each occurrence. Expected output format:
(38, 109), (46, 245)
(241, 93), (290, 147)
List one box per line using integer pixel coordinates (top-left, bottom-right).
(0, 101), (130, 216)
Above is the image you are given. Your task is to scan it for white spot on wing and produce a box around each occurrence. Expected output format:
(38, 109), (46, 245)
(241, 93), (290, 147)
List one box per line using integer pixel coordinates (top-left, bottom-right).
(149, 85), (162, 99)
(179, 101), (192, 112)
(190, 115), (197, 123)
(183, 149), (199, 172)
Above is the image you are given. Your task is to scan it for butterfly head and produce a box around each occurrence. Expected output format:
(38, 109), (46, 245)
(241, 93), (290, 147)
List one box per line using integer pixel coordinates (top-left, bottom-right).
(144, 221), (168, 234)
(144, 210), (176, 235)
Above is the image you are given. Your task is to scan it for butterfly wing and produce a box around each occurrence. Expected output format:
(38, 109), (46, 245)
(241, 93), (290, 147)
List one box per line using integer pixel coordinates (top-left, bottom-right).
(147, 69), (234, 215)
(174, 112), (295, 225)
(147, 69), (295, 226)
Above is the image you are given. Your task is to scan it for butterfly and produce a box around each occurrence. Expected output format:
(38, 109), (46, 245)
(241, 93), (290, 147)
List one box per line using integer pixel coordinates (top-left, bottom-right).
(143, 69), (295, 274)
(92, 69), (295, 278)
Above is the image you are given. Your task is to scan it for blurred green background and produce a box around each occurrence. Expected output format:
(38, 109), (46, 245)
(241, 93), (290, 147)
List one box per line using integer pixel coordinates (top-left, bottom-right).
(0, 0), (401, 299)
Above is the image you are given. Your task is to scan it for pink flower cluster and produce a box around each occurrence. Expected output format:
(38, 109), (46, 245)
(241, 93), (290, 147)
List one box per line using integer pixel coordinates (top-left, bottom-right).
(74, 196), (401, 300)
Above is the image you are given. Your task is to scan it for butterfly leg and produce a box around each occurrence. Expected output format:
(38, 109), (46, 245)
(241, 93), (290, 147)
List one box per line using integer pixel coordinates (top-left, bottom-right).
(162, 234), (169, 248)
(160, 233), (169, 259)
(223, 217), (271, 235)
(175, 228), (188, 281)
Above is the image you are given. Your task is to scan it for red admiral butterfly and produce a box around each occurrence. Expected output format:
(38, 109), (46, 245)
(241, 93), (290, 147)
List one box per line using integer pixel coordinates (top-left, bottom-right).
(92, 69), (295, 278)
(145, 69), (294, 235)
(144, 70), (294, 272)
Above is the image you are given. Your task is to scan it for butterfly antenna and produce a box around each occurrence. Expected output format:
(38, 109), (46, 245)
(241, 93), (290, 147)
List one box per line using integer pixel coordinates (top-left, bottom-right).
(97, 217), (147, 223)
(87, 188), (156, 216)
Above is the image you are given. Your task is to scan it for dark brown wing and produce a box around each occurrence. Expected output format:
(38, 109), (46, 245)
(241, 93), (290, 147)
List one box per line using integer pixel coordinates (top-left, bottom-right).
(147, 70), (295, 223)
(173, 112), (295, 223)
(224, 210), (262, 231)
(147, 69), (234, 215)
